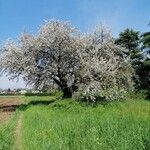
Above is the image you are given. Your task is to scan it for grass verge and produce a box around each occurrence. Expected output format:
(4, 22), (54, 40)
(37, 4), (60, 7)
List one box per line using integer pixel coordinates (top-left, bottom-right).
(0, 112), (19, 150)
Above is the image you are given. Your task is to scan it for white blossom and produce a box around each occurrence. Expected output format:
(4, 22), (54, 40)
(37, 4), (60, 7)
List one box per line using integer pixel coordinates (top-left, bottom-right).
(0, 20), (134, 100)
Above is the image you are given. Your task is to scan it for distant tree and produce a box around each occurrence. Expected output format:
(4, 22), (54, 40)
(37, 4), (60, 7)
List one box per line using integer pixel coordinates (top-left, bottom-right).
(115, 28), (145, 89)
(138, 25), (150, 90)
(115, 28), (143, 67)
(137, 59), (150, 89)
(141, 27), (150, 54)
(0, 20), (133, 101)
(16, 88), (21, 92)
(7, 88), (11, 93)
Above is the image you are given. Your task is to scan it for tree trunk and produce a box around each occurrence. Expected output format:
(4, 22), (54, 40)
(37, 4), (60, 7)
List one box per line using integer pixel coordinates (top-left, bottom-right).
(62, 87), (73, 98)
(53, 76), (78, 98)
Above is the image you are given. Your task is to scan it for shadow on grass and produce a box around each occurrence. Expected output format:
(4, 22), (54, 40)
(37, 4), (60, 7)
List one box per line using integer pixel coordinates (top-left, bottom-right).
(0, 100), (56, 112)
(18, 100), (55, 111)
(145, 90), (150, 100)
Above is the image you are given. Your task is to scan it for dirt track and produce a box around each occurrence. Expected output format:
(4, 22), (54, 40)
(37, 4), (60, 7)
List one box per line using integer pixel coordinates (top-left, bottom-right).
(0, 97), (22, 123)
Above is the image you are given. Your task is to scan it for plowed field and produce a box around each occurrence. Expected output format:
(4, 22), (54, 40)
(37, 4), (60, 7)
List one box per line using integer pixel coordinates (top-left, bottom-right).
(0, 97), (22, 123)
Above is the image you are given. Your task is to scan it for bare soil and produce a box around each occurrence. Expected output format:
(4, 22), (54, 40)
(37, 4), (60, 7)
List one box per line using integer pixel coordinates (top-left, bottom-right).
(0, 97), (22, 123)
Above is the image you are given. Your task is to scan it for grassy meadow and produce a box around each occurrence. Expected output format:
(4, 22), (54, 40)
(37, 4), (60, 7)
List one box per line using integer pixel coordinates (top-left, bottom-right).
(0, 94), (150, 150)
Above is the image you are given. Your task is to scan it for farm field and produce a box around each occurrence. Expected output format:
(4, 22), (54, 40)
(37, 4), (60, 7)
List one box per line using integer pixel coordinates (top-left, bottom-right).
(0, 95), (150, 150)
(0, 96), (22, 123)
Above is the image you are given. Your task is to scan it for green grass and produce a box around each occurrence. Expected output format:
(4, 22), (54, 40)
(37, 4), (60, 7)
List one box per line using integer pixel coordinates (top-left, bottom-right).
(21, 96), (150, 150)
(0, 112), (19, 150)
(0, 95), (149, 150)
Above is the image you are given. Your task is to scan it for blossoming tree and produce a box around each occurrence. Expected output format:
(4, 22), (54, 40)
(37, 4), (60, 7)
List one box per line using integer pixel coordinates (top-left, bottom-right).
(0, 20), (133, 100)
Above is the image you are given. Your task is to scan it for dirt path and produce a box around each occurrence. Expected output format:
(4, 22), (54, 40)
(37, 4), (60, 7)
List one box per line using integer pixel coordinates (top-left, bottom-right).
(0, 97), (22, 123)
(13, 113), (23, 150)
(0, 97), (24, 149)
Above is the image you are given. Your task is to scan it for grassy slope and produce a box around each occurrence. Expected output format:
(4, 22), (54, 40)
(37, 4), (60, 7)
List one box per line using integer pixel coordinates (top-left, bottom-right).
(22, 96), (150, 150)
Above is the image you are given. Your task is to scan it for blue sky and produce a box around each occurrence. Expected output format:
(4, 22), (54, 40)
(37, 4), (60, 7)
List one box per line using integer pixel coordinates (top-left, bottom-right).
(0, 0), (150, 89)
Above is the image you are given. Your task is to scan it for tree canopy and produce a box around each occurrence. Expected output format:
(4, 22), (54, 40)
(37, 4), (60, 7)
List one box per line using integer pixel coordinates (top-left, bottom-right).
(115, 28), (143, 67)
(0, 20), (133, 101)
(141, 31), (150, 54)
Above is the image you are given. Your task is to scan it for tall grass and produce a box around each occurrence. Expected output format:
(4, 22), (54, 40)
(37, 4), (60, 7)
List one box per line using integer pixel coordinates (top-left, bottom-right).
(22, 97), (150, 150)
(0, 113), (19, 150)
